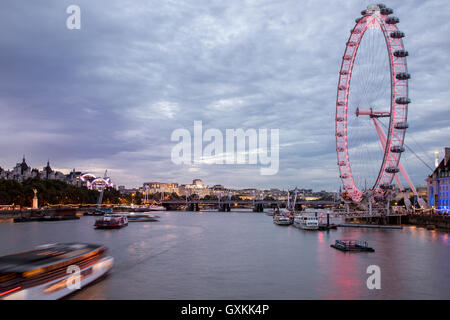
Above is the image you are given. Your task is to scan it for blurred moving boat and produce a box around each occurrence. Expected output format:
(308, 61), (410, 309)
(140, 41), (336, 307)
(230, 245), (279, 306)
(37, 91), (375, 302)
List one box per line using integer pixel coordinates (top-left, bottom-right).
(0, 243), (114, 300)
(95, 208), (113, 215)
(84, 208), (113, 216)
(125, 212), (159, 222)
(94, 214), (128, 229)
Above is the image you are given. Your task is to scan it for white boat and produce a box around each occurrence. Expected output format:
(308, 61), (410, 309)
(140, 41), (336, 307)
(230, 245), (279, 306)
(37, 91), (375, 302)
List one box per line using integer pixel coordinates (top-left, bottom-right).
(273, 215), (292, 226)
(303, 209), (342, 227)
(0, 243), (114, 300)
(293, 214), (319, 230)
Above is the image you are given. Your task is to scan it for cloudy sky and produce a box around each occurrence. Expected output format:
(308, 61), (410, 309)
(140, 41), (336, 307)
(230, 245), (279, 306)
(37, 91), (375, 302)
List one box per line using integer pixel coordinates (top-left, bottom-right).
(0, 0), (449, 191)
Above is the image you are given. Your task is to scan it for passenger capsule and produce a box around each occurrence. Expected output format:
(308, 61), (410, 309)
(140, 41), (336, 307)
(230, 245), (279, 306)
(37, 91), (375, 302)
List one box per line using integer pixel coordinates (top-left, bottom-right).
(395, 122), (409, 130)
(396, 72), (411, 80)
(385, 166), (400, 174)
(385, 16), (399, 24)
(355, 17), (362, 23)
(390, 31), (405, 38)
(390, 145), (405, 153)
(361, 10), (367, 16)
(393, 50), (409, 57)
(377, 4), (386, 9)
(396, 97), (411, 104)
(380, 7), (393, 15)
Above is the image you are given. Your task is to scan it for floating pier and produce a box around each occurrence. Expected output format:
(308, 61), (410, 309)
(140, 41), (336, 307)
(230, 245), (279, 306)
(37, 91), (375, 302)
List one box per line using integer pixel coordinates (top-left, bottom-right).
(330, 240), (375, 252)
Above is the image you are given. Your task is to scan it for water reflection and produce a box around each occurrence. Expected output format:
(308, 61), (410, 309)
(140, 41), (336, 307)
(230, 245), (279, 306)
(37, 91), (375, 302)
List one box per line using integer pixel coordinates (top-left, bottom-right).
(0, 211), (448, 299)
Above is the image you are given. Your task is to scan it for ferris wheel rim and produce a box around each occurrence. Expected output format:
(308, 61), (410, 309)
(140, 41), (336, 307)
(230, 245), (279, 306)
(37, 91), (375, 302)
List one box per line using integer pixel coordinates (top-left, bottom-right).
(335, 5), (409, 202)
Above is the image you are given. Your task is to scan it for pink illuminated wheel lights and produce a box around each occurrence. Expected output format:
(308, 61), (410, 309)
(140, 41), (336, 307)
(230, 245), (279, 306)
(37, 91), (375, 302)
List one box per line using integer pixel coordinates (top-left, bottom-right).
(335, 5), (409, 202)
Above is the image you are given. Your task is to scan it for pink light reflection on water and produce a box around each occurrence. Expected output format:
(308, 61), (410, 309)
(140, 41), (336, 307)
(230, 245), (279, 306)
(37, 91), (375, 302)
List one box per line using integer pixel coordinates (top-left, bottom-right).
(315, 231), (364, 300)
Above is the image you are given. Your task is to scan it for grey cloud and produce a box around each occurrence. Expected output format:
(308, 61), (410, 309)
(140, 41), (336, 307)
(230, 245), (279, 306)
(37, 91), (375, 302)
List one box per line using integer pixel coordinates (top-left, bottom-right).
(0, 0), (449, 190)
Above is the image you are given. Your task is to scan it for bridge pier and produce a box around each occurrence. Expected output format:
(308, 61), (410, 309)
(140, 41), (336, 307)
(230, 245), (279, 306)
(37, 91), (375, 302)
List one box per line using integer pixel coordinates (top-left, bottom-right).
(187, 202), (200, 211)
(253, 203), (264, 212)
(219, 203), (231, 212)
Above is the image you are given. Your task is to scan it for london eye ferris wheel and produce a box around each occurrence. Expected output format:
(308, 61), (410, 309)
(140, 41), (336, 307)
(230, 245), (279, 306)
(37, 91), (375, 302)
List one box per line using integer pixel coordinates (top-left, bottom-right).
(335, 4), (412, 203)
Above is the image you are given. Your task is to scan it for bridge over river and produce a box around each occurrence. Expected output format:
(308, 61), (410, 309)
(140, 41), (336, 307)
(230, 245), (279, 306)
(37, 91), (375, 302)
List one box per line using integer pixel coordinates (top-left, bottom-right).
(160, 199), (336, 212)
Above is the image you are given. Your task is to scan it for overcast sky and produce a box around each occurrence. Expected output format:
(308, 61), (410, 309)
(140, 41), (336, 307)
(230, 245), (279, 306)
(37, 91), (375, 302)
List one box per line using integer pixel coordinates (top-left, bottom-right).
(0, 0), (449, 191)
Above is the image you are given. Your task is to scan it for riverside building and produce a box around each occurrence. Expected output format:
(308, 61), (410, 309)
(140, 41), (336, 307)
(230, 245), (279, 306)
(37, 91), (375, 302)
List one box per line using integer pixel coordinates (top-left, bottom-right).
(426, 147), (450, 214)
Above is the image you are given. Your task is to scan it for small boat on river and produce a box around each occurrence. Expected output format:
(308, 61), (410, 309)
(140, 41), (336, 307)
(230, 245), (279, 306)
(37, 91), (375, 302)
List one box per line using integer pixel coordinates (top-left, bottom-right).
(94, 214), (128, 229)
(273, 214), (293, 226)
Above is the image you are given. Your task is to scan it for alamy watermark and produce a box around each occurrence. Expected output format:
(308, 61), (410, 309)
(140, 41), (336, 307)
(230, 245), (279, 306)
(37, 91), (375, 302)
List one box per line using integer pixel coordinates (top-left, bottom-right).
(366, 265), (381, 290)
(66, 265), (81, 290)
(171, 121), (279, 175)
(66, 5), (81, 30)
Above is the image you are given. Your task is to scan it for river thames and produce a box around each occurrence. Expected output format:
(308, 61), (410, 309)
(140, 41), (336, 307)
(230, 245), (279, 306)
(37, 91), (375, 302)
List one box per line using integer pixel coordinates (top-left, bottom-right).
(0, 210), (449, 299)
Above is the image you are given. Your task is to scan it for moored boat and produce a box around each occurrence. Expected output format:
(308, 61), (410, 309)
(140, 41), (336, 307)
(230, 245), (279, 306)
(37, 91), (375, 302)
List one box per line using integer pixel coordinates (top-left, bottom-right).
(273, 214), (292, 226)
(293, 214), (319, 230)
(94, 214), (128, 229)
(0, 243), (114, 300)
